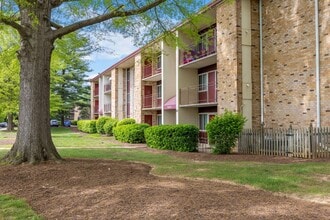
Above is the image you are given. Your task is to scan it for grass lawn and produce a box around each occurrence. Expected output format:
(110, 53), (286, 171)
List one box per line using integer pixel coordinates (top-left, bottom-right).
(0, 127), (329, 219)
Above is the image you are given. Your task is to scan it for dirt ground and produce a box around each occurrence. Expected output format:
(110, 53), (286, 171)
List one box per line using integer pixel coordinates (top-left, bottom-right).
(0, 152), (329, 219)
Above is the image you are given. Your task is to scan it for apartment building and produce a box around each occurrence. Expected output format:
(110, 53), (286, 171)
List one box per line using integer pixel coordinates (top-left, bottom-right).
(91, 0), (330, 139)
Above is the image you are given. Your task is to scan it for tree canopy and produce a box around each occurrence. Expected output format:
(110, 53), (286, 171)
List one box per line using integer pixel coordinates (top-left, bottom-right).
(0, 0), (207, 164)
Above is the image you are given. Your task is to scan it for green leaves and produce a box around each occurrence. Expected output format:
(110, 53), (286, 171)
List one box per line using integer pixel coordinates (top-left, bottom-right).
(0, 25), (19, 119)
(145, 124), (199, 152)
(206, 110), (246, 154)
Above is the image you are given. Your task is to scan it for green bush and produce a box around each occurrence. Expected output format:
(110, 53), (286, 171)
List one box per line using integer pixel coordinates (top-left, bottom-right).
(206, 110), (246, 154)
(77, 120), (97, 133)
(103, 118), (119, 136)
(117, 118), (136, 127)
(145, 124), (199, 152)
(96, 117), (112, 134)
(113, 123), (150, 143)
(71, 120), (77, 126)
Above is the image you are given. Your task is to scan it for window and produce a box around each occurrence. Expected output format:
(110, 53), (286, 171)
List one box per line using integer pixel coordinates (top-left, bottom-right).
(199, 114), (208, 131)
(156, 54), (161, 70)
(199, 113), (216, 131)
(157, 114), (162, 125)
(157, 84), (162, 98)
(199, 73), (208, 91)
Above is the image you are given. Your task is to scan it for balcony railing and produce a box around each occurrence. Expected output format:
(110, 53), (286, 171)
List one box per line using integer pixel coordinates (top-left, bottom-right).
(93, 91), (99, 97)
(143, 93), (162, 109)
(104, 103), (111, 113)
(104, 84), (111, 93)
(180, 82), (217, 106)
(181, 36), (216, 65)
(143, 63), (162, 79)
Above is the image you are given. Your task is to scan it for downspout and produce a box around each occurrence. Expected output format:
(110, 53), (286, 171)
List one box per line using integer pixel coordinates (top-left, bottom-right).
(315, 0), (320, 127)
(259, 0), (264, 125)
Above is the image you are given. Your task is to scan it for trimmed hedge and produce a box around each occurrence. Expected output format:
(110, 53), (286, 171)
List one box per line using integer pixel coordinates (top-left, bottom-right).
(117, 118), (136, 127)
(103, 118), (119, 136)
(96, 117), (112, 134)
(113, 123), (150, 143)
(77, 120), (97, 133)
(145, 124), (199, 152)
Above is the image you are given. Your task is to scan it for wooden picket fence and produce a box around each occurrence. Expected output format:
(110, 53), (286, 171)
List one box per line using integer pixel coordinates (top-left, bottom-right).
(238, 124), (330, 159)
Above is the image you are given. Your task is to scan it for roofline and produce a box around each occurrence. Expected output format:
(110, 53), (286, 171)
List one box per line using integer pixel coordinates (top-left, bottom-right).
(89, 48), (142, 82)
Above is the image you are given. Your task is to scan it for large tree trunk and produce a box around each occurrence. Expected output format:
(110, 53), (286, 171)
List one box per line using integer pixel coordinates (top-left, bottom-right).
(2, 2), (62, 164)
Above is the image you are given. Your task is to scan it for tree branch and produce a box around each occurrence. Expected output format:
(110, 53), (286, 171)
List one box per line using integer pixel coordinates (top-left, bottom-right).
(0, 17), (27, 38)
(52, 0), (166, 39)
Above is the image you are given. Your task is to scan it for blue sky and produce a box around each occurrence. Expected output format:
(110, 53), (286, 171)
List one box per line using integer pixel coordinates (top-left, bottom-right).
(87, 34), (137, 79)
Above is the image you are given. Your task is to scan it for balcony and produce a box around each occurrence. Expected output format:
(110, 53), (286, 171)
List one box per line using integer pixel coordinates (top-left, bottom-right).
(143, 63), (162, 81)
(179, 83), (217, 107)
(180, 35), (216, 69)
(104, 84), (111, 94)
(104, 103), (111, 113)
(143, 93), (162, 110)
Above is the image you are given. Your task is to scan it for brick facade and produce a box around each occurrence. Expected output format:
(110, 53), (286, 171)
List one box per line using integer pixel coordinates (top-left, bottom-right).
(261, 0), (329, 127)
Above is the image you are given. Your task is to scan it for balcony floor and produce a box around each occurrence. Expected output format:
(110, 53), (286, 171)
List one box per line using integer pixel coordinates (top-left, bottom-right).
(179, 53), (217, 69)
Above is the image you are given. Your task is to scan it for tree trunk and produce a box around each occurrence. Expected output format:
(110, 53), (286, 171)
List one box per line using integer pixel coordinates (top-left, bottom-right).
(6, 113), (14, 131)
(2, 3), (62, 164)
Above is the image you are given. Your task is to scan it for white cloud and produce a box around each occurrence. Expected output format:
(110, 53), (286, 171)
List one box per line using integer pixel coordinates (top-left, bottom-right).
(84, 33), (138, 78)
(87, 34), (138, 61)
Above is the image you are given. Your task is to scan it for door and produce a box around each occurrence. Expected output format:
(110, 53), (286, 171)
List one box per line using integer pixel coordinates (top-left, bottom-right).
(144, 85), (152, 108)
(144, 115), (152, 126)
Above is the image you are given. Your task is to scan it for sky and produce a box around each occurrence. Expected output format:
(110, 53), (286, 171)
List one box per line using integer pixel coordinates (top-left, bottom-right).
(86, 34), (138, 79)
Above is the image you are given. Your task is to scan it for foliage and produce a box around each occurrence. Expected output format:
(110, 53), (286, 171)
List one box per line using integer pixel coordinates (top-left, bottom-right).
(103, 118), (119, 136)
(77, 120), (97, 134)
(145, 124), (199, 152)
(0, 25), (20, 123)
(50, 33), (92, 121)
(96, 117), (111, 134)
(113, 123), (150, 143)
(206, 110), (246, 154)
(116, 118), (136, 127)
(71, 120), (78, 126)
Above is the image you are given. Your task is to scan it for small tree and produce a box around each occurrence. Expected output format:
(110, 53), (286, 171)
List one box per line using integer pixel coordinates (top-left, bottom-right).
(206, 111), (246, 154)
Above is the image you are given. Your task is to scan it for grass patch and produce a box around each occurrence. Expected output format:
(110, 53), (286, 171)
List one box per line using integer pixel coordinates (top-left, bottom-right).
(57, 148), (330, 195)
(51, 127), (119, 148)
(0, 195), (42, 219)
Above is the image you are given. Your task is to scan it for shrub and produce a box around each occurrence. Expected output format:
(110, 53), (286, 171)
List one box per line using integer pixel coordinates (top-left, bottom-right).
(117, 118), (136, 127)
(96, 117), (112, 134)
(113, 123), (150, 143)
(71, 120), (78, 126)
(206, 110), (246, 154)
(145, 124), (199, 152)
(103, 118), (119, 136)
(77, 120), (97, 133)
